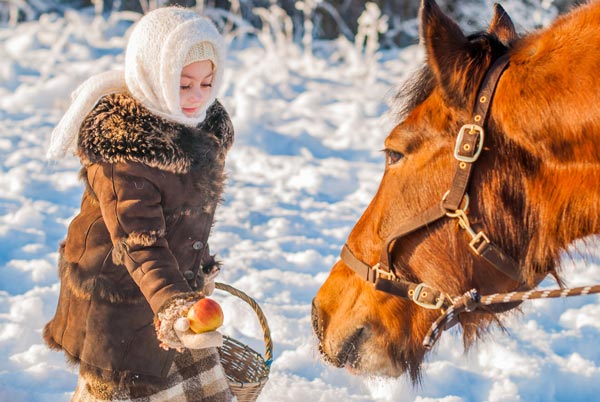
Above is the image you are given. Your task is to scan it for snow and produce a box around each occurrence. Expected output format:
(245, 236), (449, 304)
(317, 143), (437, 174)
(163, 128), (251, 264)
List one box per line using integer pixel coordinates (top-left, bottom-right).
(1, 3), (599, 402)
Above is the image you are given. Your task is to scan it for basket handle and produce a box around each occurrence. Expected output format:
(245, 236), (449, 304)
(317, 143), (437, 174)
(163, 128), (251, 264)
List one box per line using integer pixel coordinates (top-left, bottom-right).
(214, 282), (273, 367)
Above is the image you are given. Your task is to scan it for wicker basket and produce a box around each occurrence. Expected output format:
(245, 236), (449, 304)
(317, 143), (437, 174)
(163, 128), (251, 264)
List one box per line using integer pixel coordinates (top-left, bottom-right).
(215, 282), (273, 402)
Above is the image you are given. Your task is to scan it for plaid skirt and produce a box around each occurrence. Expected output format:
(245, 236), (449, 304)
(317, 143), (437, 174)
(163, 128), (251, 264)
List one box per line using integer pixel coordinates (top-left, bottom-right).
(72, 348), (237, 402)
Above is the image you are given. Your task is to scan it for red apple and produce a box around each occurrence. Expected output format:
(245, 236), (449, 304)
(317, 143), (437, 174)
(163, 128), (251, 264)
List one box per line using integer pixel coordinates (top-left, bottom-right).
(186, 298), (224, 333)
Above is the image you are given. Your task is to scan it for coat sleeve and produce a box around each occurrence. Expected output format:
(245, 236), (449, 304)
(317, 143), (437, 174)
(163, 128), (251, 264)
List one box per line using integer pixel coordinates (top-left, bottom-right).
(88, 162), (193, 313)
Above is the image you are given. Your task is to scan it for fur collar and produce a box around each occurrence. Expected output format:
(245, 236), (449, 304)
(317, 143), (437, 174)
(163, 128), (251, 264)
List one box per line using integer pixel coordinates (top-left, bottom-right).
(78, 93), (233, 174)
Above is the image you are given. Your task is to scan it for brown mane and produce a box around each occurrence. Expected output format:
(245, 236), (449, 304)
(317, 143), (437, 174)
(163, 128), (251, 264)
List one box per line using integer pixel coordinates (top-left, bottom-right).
(312, 0), (600, 384)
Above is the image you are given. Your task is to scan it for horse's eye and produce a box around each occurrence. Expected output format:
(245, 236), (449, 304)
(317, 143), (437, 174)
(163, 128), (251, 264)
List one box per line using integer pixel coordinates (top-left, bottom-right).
(385, 149), (404, 165)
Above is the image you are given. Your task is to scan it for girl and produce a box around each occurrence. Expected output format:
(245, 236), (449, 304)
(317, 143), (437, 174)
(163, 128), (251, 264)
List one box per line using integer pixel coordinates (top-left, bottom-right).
(44, 7), (236, 402)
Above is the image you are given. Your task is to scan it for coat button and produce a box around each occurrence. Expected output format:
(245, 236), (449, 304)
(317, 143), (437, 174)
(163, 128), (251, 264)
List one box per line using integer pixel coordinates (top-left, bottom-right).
(192, 241), (203, 250)
(183, 270), (195, 280)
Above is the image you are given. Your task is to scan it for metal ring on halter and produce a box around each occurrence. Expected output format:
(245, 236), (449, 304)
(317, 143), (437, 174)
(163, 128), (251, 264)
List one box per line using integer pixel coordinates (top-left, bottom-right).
(442, 191), (470, 217)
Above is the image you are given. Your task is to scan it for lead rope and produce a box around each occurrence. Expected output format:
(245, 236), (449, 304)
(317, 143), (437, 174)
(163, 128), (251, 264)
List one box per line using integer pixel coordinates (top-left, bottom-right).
(423, 284), (600, 349)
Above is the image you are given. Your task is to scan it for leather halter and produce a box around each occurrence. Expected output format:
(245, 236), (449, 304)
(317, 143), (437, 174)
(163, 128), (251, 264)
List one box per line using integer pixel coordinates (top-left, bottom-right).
(341, 54), (516, 310)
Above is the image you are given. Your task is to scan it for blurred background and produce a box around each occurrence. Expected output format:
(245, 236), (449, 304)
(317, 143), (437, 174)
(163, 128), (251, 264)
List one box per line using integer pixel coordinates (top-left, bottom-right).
(0, 0), (585, 46)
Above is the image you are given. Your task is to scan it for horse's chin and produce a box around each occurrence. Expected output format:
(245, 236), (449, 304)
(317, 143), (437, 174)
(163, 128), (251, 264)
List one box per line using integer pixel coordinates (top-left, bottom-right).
(344, 356), (406, 378)
(317, 326), (407, 378)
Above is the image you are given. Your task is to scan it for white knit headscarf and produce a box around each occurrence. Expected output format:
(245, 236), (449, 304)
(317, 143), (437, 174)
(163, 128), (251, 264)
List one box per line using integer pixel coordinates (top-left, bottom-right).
(47, 7), (226, 159)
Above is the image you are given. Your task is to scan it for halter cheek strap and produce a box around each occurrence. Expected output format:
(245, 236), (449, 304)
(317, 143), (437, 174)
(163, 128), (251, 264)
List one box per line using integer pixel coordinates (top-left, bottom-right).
(342, 53), (514, 292)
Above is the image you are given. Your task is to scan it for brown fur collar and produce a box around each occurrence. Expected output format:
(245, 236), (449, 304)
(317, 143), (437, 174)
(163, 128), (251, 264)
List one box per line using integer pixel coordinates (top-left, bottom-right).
(78, 93), (234, 174)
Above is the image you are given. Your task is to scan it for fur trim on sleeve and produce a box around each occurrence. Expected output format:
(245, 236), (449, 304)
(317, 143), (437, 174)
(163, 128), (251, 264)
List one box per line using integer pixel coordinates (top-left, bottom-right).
(111, 230), (166, 265)
(155, 292), (203, 351)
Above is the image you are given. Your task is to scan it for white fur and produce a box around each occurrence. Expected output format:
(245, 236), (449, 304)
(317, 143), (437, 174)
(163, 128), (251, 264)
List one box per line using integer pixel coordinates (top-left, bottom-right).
(175, 329), (224, 349)
(47, 7), (226, 160)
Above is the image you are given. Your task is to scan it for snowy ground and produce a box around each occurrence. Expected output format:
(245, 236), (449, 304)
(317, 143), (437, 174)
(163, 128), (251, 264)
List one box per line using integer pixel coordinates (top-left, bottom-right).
(1, 4), (600, 402)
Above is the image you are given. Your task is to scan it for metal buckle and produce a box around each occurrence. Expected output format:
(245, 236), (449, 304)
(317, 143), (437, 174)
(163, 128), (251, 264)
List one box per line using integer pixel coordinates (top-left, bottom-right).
(446, 208), (491, 256)
(454, 124), (484, 163)
(412, 283), (445, 310)
(469, 231), (491, 255)
(372, 263), (396, 281)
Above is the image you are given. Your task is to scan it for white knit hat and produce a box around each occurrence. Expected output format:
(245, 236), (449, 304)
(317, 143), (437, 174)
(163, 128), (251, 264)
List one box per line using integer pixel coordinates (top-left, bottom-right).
(184, 42), (217, 67)
(48, 7), (226, 159)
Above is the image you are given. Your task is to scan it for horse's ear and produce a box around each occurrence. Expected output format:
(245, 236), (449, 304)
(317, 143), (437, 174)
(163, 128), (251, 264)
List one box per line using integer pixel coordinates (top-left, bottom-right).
(419, 0), (470, 106)
(488, 3), (517, 46)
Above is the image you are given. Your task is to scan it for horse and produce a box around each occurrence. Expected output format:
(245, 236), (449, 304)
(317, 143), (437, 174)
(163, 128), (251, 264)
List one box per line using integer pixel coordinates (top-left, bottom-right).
(312, 0), (600, 383)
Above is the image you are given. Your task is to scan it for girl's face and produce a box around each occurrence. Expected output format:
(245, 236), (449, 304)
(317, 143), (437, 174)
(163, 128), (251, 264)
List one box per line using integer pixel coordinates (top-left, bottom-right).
(179, 60), (214, 117)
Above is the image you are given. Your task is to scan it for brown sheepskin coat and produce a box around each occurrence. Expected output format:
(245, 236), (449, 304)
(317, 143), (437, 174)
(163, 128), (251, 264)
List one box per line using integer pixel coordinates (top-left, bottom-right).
(43, 93), (234, 398)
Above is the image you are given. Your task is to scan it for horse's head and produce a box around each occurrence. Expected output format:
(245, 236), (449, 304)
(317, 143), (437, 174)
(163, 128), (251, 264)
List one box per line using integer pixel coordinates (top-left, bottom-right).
(311, 0), (600, 382)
